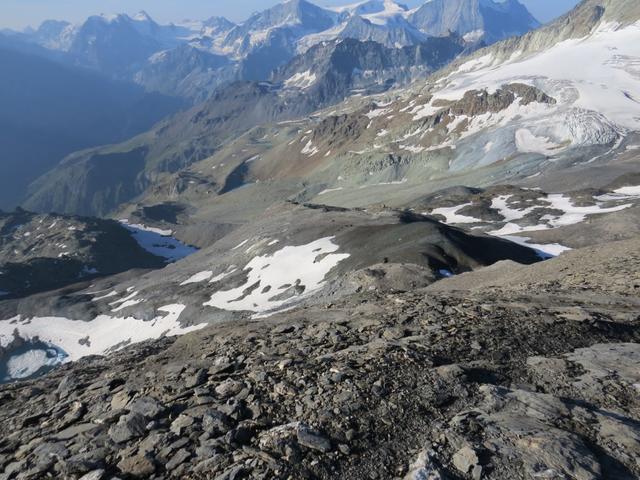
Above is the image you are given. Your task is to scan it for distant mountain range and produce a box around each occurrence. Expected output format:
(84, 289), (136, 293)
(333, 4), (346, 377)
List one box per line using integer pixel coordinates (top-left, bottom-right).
(4, 0), (540, 101)
(0, 0), (542, 210)
(21, 32), (472, 217)
(21, 0), (638, 221)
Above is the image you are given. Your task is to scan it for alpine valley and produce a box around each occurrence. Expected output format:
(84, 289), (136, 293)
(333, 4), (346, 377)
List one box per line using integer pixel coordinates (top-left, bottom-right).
(1, 1), (640, 479)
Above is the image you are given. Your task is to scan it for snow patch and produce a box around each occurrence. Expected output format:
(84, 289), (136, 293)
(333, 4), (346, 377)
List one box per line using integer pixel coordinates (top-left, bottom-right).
(120, 221), (197, 262)
(284, 70), (317, 89)
(491, 195), (539, 222)
(318, 187), (345, 196)
(233, 239), (250, 250)
(302, 140), (320, 156)
(542, 194), (632, 227)
(411, 101), (440, 121)
(497, 235), (571, 259)
(366, 107), (392, 119)
(614, 185), (640, 196)
(463, 29), (485, 43)
(2, 345), (67, 382)
(431, 203), (481, 224)
(181, 271), (213, 286)
(0, 305), (206, 362)
(204, 237), (349, 314)
(92, 290), (118, 301)
(515, 129), (561, 155)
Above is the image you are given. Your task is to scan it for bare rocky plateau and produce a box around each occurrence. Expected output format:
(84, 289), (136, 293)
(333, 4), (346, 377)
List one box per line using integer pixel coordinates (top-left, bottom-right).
(1, 237), (638, 480)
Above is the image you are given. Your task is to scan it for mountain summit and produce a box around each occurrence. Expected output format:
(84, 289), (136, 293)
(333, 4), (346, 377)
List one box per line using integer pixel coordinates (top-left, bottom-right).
(409, 0), (540, 43)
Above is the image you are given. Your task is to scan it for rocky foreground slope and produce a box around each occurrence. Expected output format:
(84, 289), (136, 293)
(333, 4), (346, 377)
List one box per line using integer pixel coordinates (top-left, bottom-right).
(1, 237), (638, 479)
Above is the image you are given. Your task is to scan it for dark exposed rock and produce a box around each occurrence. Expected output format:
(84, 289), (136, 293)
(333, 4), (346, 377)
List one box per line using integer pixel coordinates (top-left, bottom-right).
(297, 425), (332, 453)
(108, 412), (148, 443)
(202, 410), (235, 435)
(452, 445), (480, 474)
(165, 448), (191, 471)
(215, 379), (244, 399)
(185, 368), (208, 388)
(128, 396), (165, 420)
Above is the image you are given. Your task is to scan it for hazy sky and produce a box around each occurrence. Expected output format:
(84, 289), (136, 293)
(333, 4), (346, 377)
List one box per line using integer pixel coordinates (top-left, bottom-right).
(1, 0), (581, 31)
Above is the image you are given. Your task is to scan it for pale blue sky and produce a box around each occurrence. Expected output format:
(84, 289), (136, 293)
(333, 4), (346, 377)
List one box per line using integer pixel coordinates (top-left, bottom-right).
(1, 0), (581, 31)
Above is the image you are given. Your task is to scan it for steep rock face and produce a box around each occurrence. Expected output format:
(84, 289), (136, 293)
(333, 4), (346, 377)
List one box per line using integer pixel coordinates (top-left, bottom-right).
(215, 0), (351, 80)
(238, 27), (305, 81)
(30, 20), (73, 50)
(24, 32), (469, 217)
(66, 14), (163, 74)
(409, 0), (540, 43)
(15, 13), (213, 97)
(297, 0), (540, 52)
(134, 45), (236, 102)
(24, 148), (153, 218)
(286, 82), (556, 168)
(410, 0), (486, 37)
(231, 0), (338, 39)
(335, 14), (427, 48)
(29, 12), (193, 76)
(273, 36), (467, 104)
(440, 0), (640, 66)
(220, 0), (339, 59)
(7, 0), (542, 101)
(201, 16), (236, 38)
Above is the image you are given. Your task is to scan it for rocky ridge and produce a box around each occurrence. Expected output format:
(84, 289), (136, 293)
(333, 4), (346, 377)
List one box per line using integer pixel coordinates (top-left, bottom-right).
(0, 210), (165, 298)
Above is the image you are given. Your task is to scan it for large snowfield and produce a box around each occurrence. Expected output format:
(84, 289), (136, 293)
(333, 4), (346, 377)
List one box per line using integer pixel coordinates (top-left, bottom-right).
(432, 21), (640, 150)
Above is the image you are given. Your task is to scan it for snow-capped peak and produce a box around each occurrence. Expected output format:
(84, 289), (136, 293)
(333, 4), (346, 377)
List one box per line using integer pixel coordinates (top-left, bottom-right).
(360, 0), (410, 26)
(97, 13), (121, 23)
(134, 10), (154, 23)
(333, 0), (408, 18)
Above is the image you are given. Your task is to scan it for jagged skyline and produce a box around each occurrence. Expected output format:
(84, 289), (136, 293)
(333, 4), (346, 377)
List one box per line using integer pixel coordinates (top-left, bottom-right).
(2, 0), (580, 31)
